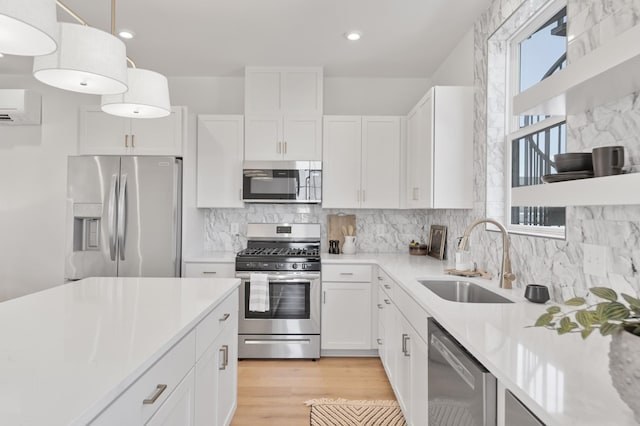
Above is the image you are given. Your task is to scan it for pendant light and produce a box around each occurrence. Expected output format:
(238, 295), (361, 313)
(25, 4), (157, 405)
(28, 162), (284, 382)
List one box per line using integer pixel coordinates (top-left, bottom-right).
(101, 68), (171, 118)
(0, 0), (58, 56)
(33, 22), (128, 95)
(99, 0), (171, 118)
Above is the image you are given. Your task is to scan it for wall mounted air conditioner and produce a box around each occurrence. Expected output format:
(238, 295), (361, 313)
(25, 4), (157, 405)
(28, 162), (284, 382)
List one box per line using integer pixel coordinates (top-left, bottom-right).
(0, 89), (42, 125)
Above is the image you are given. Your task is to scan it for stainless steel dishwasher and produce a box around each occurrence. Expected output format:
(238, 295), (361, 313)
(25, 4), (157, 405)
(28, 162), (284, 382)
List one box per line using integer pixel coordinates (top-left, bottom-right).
(428, 319), (497, 426)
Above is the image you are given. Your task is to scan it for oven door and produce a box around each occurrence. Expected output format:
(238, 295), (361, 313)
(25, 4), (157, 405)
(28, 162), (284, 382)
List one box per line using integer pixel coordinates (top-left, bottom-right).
(237, 272), (321, 335)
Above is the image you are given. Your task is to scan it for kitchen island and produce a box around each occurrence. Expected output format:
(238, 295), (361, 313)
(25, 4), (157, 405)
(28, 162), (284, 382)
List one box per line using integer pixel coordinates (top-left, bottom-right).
(0, 276), (240, 425)
(323, 253), (638, 426)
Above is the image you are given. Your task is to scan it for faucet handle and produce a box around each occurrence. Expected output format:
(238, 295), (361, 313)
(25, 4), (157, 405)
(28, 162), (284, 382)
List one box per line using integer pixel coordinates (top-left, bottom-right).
(502, 272), (516, 289)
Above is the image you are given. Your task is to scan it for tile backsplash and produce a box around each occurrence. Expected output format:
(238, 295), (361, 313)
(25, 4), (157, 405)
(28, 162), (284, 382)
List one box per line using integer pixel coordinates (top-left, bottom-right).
(204, 205), (435, 255)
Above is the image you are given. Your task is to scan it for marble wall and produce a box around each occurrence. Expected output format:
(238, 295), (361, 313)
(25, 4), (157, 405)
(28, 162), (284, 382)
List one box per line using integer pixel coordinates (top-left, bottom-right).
(431, 0), (640, 302)
(204, 205), (433, 255)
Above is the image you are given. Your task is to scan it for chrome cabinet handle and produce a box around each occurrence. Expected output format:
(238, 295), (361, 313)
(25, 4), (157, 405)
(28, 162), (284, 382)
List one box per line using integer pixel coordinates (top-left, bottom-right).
(219, 345), (229, 370)
(143, 384), (167, 404)
(403, 334), (411, 356)
(131, 134), (135, 148)
(384, 284), (391, 289)
(323, 291), (326, 304)
(219, 313), (230, 322)
(203, 271), (217, 275)
(339, 272), (354, 276)
(377, 338), (383, 345)
(377, 303), (383, 309)
(124, 134), (129, 148)
(384, 299), (391, 305)
(284, 141), (287, 154)
(377, 276), (383, 281)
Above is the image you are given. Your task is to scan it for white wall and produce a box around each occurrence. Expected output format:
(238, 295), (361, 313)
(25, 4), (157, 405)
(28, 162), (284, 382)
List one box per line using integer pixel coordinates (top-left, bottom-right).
(430, 28), (474, 86)
(0, 76), (95, 301)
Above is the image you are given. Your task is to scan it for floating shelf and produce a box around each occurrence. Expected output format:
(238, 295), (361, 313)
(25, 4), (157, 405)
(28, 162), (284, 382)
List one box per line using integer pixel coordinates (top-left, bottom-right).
(511, 173), (640, 207)
(513, 24), (640, 116)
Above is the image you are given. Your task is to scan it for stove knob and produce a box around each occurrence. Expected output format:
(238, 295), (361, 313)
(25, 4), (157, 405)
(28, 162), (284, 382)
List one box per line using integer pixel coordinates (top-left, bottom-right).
(275, 264), (281, 269)
(292, 263), (298, 269)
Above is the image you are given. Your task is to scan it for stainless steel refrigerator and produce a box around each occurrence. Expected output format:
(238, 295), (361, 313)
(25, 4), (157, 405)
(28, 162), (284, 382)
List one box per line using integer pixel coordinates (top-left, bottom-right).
(65, 156), (182, 280)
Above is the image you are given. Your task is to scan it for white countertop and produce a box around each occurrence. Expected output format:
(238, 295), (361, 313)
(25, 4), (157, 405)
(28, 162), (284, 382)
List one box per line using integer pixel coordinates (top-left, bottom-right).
(0, 276), (240, 426)
(322, 253), (638, 425)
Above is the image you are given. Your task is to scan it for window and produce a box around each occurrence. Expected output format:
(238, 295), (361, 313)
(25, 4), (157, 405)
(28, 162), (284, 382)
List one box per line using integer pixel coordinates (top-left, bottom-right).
(506, 3), (567, 237)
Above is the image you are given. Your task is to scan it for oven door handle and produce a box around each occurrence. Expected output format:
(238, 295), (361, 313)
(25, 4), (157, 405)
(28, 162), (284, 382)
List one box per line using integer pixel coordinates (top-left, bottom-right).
(236, 272), (320, 281)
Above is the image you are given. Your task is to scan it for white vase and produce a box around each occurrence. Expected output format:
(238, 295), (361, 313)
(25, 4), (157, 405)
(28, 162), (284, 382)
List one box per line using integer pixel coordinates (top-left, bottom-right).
(609, 330), (640, 422)
(342, 236), (356, 255)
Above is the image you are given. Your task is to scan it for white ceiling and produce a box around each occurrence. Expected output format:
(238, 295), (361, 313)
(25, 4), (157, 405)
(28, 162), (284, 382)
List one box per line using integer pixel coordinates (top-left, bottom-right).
(0, 0), (491, 78)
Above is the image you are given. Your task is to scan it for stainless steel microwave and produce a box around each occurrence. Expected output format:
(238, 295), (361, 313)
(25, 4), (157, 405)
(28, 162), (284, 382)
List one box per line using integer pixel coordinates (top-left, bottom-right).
(242, 161), (322, 203)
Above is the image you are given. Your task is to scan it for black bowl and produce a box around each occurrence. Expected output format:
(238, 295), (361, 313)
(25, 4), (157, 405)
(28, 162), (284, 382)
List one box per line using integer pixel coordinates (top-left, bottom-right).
(524, 284), (550, 303)
(554, 153), (593, 173)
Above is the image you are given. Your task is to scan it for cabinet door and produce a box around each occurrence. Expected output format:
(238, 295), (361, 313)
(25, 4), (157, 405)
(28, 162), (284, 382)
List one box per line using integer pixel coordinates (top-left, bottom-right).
(322, 116), (362, 208)
(146, 369), (195, 426)
(194, 339), (219, 426)
(396, 315), (412, 417)
(78, 106), (129, 155)
(406, 93), (433, 209)
(282, 115), (322, 160)
(409, 334), (428, 426)
(130, 107), (184, 156)
(245, 69), (282, 113)
(244, 114), (283, 161)
(321, 282), (372, 350)
(197, 115), (244, 208)
(216, 317), (238, 426)
(361, 116), (402, 209)
(432, 86), (473, 209)
(281, 69), (323, 113)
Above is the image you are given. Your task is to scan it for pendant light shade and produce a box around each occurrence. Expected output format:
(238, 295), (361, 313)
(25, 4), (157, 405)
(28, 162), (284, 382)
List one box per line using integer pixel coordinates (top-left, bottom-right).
(0, 0), (57, 56)
(33, 23), (128, 95)
(101, 68), (171, 118)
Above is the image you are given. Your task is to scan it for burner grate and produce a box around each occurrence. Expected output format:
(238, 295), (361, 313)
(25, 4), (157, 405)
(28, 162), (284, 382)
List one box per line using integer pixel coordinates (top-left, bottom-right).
(237, 247), (320, 257)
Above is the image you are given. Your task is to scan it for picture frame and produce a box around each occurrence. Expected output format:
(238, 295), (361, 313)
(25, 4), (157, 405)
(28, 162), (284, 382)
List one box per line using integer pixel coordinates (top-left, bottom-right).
(427, 225), (447, 260)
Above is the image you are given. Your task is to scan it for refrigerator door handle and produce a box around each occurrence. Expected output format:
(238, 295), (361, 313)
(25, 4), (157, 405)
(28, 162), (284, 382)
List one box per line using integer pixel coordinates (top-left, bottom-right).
(108, 174), (118, 261)
(118, 174), (128, 261)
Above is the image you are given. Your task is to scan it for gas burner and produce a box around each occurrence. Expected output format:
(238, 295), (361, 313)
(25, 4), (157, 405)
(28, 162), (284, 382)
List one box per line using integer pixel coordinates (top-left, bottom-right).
(237, 247), (320, 257)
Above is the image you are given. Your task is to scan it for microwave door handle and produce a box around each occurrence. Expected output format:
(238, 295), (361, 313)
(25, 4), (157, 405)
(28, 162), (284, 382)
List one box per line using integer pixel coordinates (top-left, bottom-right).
(305, 176), (311, 200)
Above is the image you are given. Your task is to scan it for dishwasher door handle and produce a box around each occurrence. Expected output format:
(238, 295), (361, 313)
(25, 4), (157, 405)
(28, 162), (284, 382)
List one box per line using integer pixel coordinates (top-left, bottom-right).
(431, 333), (476, 390)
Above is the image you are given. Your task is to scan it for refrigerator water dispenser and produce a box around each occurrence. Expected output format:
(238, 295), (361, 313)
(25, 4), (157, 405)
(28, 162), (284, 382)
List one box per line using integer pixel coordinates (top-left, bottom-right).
(72, 203), (102, 251)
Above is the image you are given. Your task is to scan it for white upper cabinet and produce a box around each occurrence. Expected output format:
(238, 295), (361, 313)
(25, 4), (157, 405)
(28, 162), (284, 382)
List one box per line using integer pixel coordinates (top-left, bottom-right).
(196, 115), (244, 208)
(244, 67), (323, 161)
(244, 114), (321, 161)
(79, 106), (185, 156)
(323, 116), (402, 209)
(245, 67), (323, 114)
(405, 86), (473, 209)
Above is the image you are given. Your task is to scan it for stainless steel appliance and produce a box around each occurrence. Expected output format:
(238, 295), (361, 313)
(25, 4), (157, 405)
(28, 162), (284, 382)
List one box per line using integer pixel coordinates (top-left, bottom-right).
(428, 318), (497, 426)
(236, 223), (321, 359)
(505, 390), (544, 426)
(65, 156), (182, 280)
(242, 161), (321, 203)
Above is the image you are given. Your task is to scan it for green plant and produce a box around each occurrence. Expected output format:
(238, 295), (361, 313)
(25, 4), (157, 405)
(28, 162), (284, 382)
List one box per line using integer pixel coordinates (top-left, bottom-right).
(532, 287), (640, 338)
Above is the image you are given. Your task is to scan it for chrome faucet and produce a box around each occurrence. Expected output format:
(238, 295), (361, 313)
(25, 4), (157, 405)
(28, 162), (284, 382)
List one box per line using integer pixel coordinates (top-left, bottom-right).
(458, 218), (515, 289)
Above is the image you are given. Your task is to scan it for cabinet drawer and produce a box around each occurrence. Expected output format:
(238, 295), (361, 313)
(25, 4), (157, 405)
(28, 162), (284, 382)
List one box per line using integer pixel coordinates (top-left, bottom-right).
(322, 264), (372, 282)
(184, 262), (235, 278)
(395, 287), (428, 342)
(195, 288), (239, 360)
(375, 268), (395, 297)
(90, 330), (196, 425)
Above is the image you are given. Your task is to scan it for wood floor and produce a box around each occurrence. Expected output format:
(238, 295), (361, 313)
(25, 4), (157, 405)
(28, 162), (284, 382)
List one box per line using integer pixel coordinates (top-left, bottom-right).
(231, 357), (397, 426)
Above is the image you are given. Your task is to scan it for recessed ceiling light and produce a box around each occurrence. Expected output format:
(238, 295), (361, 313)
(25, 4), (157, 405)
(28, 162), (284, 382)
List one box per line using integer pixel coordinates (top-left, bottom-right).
(345, 31), (362, 41)
(118, 30), (135, 40)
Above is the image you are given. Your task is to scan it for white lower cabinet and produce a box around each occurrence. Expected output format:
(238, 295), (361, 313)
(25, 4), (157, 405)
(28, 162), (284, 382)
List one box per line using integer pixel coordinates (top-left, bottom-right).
(90, 289), (239, 426)
(321, 264), (376, 352)
(376, 268), (429, 426)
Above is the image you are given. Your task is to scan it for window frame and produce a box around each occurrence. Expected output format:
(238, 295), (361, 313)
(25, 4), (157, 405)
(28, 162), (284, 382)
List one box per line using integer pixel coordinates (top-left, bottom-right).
(503, 0), (567, 239)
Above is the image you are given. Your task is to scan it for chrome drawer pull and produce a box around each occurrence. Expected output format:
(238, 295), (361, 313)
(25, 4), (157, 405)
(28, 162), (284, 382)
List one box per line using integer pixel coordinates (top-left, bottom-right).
(377, 303), (383, 309)
(377, 338), (383, 345)
(219, 313), (230, 322)
(203, 271), (217, 274)
(384, 299), (391, 305)
(143, 384), (167, 404)
(377, 276), (383, 281)
(384, 284), (391, 289)
(339, 272), (354, 276)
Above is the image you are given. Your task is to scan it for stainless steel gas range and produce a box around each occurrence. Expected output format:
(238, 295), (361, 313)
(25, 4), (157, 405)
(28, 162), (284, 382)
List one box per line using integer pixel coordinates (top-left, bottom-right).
(236, 223), (321, 359)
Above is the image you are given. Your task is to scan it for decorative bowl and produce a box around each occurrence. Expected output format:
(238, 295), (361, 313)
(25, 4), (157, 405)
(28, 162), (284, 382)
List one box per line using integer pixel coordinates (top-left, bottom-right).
(554, 152), (593, 172)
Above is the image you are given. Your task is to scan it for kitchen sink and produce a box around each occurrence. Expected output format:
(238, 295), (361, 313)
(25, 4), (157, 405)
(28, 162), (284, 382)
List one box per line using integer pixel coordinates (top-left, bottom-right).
(418, 280), (513, 304)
